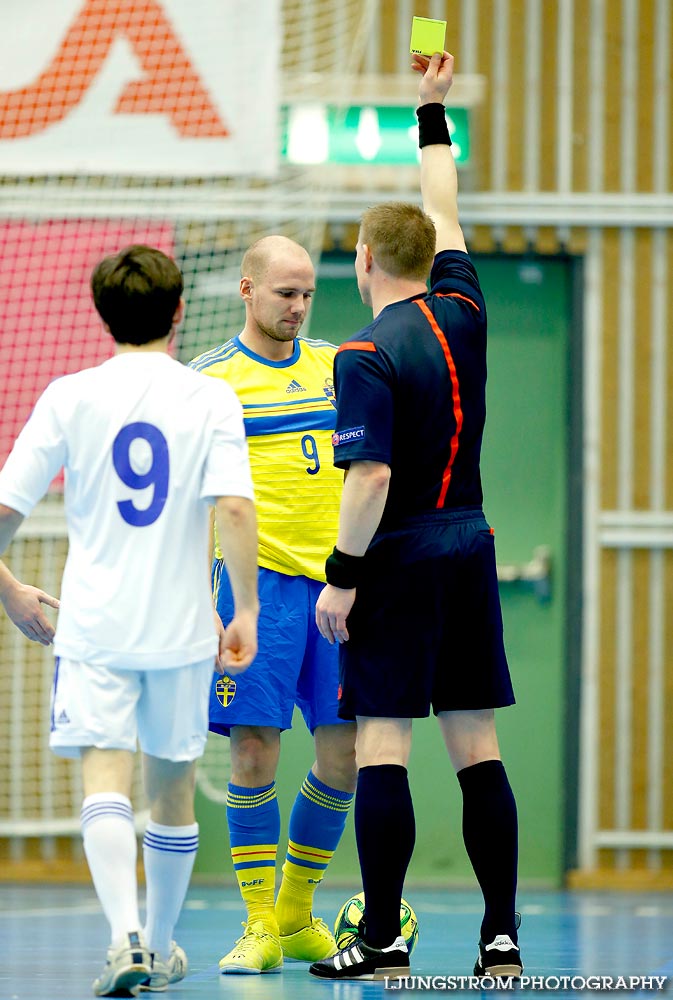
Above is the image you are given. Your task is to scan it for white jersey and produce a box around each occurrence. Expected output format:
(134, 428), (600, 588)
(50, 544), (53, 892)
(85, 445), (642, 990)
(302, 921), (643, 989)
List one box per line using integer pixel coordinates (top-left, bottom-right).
(0, 352), (254, 669)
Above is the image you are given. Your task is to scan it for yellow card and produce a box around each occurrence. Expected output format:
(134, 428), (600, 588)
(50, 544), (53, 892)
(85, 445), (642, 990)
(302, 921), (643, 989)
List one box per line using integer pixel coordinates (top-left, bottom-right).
(409, 16), (446, 56)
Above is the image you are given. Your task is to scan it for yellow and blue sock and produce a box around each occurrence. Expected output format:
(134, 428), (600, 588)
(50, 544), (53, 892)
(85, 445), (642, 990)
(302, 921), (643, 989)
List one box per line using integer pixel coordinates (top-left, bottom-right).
(227, 781), (280, 936)
(275, 770), (353, 935)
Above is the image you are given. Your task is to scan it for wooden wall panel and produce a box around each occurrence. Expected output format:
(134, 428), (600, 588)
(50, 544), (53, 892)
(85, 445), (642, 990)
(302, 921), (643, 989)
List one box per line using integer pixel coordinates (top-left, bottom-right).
(603, 6), (625, 193)
(630, 550), (653, 841)
(664, 554), (673, 840)
(633, 230), (654, 510)
(637, 2), (656, 193)
(506, 0), (527, 192)
(572, 3), (591, 194)
(600, 231), (620, 511)
(598, 549), (617, 852)
(667, 235), (673, 509)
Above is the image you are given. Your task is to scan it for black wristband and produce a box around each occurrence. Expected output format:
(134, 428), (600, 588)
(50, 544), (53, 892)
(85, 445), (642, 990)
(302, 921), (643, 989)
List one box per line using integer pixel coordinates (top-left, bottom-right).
(416, 102), (452, 148)
(325, 546), (363, 589)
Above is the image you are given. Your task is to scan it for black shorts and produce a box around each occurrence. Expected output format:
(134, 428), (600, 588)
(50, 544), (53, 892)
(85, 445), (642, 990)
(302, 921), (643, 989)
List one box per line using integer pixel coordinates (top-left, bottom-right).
(337, 508), (515, 721)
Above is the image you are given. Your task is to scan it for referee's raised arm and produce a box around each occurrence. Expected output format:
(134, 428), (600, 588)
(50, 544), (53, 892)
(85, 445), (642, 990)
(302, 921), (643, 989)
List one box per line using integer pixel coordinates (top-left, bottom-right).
(412, 51), (466, 254)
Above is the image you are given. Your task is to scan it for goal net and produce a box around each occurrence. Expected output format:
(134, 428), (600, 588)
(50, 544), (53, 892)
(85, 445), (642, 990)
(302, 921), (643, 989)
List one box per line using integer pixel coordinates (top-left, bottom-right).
(0, 0), (375, 866)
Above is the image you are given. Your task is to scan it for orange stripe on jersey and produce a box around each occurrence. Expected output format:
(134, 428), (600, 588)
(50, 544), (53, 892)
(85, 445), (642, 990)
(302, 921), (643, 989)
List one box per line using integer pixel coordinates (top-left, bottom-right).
(435, 291), (481, 312)
(337, 341), (377, 353)
(415, 299), (464, 508)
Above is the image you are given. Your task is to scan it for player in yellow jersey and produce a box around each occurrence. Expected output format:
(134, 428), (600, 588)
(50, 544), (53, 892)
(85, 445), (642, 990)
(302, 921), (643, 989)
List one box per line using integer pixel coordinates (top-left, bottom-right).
(190, 236), (356, 974)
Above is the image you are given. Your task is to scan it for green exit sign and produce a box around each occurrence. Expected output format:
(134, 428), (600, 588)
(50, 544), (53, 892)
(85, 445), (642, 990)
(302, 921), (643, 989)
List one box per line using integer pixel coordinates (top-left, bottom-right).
(282, 105), (470, 167)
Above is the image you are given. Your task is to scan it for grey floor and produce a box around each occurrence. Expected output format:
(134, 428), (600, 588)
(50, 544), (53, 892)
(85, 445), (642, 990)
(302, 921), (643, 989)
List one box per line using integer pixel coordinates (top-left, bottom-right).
(2, 884), (672, 1000)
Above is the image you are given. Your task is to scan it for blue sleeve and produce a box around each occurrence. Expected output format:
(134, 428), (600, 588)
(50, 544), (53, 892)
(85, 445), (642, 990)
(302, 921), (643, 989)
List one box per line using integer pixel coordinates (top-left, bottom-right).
(430, 250), (485, 313)
(332, 345), (392, 469)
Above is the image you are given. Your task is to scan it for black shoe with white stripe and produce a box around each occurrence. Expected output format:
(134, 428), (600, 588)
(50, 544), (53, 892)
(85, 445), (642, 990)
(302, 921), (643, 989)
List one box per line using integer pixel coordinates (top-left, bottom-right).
(309, 934), (410, 981)
(473, 914), (523, 979)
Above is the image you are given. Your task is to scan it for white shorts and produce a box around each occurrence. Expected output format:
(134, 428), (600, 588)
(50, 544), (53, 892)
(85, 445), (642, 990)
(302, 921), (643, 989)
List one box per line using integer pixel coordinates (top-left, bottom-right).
(49, 657), (215, 762)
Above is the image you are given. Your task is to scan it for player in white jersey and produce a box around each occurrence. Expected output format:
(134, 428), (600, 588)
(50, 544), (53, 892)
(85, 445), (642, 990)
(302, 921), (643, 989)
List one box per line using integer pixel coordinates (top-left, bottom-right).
(0, 245), (259, 997)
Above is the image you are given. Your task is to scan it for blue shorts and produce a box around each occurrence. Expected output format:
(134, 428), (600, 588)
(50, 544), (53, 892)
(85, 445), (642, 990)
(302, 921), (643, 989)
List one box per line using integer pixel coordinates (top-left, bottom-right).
(338, 508), (515, 720)
(210, 563), (343, 736)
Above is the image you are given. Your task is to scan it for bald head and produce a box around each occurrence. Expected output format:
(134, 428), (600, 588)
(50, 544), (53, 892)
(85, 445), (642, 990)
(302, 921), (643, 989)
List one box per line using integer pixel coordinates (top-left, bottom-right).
(238, 235), (316, 358)
(241, 235), (312, 284)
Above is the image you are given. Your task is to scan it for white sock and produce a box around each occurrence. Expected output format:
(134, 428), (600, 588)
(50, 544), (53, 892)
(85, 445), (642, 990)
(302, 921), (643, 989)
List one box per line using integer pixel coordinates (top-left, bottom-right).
(142, 820), (199, 957)
(81, 793), (140, 944)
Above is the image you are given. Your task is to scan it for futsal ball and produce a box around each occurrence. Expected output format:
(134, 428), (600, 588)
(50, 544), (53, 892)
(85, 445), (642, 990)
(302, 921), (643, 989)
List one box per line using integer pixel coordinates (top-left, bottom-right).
(334, 891), (419, 955)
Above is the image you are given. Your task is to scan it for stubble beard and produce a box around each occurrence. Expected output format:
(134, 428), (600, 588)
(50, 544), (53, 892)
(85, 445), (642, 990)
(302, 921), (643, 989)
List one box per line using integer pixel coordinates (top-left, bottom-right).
(257, 315), (303, 344)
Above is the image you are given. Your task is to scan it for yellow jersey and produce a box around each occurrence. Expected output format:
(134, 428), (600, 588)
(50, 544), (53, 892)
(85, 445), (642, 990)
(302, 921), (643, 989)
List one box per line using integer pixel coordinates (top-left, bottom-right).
(190, 335), (341, 581)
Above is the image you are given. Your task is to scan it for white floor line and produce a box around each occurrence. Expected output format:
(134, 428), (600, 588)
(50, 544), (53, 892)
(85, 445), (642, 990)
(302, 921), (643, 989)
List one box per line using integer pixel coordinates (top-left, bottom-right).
(1, 901), (102, 918)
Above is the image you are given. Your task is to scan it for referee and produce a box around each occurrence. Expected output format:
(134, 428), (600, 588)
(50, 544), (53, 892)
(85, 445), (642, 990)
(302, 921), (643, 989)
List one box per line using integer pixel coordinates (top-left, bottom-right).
(311, 51), (522, 982)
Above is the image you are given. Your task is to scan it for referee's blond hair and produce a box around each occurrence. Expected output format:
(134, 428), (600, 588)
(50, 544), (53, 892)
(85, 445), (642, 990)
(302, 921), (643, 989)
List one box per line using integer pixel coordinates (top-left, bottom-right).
(360, 202), (436, 282)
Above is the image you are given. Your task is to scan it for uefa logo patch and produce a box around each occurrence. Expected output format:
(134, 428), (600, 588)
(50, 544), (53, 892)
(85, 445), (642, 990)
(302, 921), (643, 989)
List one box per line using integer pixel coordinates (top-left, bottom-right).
(332, 426), (365, 447)
(215, 675), (237, 707)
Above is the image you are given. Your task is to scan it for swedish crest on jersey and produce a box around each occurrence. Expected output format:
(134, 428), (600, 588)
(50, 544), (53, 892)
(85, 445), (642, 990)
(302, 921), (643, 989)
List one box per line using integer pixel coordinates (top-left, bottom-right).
(323, 378), (336, 408)
(215, 675), (237, 707)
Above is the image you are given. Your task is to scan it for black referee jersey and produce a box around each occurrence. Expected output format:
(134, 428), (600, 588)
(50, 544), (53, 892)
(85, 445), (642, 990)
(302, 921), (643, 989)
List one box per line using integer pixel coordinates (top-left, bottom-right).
(332, 249), (487, 526)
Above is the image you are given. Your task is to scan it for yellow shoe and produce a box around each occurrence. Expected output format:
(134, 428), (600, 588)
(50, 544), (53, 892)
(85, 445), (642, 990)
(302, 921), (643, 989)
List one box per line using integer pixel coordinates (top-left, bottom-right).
(280, 917), (339, 962)
(219, 921), (283, 975)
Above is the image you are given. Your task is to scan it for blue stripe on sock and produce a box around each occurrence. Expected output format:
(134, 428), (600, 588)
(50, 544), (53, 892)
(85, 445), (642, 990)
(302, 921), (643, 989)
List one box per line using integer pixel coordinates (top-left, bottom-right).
(227, 782), (280, 849)
(143, 832), (199, 854)
(301, 771), (354, 810)
(287, 857), (328, 871)
(81, 801), (133, 832)
(286, 771), (353, 865)
(231, 858), (277, 870)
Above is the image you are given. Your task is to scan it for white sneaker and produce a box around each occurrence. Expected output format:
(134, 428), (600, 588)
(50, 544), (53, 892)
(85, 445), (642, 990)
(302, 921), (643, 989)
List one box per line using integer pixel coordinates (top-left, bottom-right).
(92, 930), (152, 997)
(138, 941), (188, 992)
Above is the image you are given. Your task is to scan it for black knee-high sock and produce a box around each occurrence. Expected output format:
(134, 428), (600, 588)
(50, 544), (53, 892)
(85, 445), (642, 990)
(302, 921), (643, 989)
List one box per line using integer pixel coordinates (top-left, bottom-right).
(355, 764), (416, 948)
(458, 759), (519, 943)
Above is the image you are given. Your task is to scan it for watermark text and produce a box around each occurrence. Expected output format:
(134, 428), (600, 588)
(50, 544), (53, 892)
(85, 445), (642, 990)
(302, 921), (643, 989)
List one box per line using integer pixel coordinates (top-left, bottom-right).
(384, 975), (669, 991)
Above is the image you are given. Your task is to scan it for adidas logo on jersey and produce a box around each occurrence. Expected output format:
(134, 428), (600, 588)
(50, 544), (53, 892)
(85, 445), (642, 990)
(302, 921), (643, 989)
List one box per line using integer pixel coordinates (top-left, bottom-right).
(57, 709), (70, 724)
(286, 379), (306, 393)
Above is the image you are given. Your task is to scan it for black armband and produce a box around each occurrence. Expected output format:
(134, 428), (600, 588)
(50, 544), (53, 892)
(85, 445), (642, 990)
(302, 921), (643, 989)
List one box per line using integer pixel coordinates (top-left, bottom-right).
(325, 546), (363, 590)
(416, 102), (452, 148)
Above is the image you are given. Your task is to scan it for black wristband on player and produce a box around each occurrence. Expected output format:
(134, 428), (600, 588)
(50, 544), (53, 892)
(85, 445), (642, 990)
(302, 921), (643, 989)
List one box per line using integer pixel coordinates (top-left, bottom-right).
(416, 102), (452, 148)
(325, 546), (363, 590)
